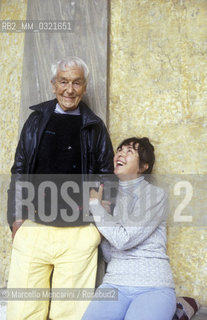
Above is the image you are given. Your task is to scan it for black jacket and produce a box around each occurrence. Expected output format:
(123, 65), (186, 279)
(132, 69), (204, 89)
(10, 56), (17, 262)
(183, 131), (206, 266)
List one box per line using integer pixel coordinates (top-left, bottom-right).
(7, 99), (114, 226)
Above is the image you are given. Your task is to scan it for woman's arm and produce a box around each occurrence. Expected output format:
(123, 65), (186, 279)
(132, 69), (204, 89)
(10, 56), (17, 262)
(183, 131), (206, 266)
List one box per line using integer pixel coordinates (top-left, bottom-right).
(90, 184), (168, 251)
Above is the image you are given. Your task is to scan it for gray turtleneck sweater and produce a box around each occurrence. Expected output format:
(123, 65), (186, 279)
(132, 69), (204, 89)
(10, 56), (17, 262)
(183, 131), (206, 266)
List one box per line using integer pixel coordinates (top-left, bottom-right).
(89, 177), (174, 288)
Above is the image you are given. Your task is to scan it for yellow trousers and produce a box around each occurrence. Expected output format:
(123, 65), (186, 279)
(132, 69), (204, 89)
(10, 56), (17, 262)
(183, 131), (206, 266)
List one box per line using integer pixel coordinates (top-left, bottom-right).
(7, 220), (101, 320)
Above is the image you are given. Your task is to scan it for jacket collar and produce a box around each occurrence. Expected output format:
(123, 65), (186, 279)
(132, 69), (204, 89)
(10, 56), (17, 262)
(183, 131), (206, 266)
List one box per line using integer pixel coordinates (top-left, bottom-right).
(30, 98), (56, 114)
(79, 101), (101, 128)
(30, 99), (101, 128)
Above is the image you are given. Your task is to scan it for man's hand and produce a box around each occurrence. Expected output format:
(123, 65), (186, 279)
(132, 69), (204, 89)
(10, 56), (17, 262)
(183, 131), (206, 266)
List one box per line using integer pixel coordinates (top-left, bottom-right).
(12, 220), (25, 241)
(90, 185), (111, 213)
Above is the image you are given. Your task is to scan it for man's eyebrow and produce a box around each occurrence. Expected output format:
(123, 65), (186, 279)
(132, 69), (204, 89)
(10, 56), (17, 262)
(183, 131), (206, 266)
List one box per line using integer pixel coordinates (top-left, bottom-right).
(57, 76), (67, 80)
(57, 76), (83, 81)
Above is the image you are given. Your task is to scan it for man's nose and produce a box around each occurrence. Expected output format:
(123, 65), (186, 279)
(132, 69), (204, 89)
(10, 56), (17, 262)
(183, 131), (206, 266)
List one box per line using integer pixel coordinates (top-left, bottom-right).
(66, 82), (74, 93)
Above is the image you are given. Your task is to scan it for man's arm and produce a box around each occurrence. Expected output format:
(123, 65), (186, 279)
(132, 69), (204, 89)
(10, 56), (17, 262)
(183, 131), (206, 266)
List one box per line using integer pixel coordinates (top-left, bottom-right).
(7, 114), (34, 235)
(11, 220), (25, 241)
(92, 122), (117, 206)
(95, 122), (114, 174)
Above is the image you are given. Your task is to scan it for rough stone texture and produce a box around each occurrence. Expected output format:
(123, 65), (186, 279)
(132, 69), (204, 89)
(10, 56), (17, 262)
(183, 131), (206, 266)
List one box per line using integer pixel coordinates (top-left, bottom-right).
(109, 0), (207, 306)
(0, 0), (27, 287)
(1, 0), (207, 308)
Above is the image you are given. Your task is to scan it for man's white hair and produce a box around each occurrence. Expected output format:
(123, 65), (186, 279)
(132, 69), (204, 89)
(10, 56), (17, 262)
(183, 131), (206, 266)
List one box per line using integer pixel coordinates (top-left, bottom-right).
(51, 56), (89, 83)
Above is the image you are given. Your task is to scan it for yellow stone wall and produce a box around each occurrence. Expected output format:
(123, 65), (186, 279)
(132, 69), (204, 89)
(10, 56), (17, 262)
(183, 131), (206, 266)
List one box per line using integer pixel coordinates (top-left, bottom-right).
(1, 0), (207, 306)
(0, 0), (27, 286)
(109, 0), (207, 305)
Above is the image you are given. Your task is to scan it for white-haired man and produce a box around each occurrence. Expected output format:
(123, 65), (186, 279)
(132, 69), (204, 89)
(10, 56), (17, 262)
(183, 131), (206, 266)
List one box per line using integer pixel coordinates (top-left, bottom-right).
(7, 57), (114, 320)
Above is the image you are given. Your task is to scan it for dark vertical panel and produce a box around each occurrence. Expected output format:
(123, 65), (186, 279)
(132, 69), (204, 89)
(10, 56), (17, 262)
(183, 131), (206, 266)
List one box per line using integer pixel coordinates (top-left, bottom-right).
(20, 0), (109, 129)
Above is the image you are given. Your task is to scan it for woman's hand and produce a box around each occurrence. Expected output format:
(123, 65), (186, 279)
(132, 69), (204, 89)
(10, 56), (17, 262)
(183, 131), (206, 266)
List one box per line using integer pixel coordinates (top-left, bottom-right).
(90, 185), (111, 213)
(90, 184), (103, 201)
(101, 200), (112, 213)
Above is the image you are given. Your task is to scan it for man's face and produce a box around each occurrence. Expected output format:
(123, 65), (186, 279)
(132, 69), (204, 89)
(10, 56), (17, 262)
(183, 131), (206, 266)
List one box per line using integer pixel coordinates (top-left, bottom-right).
(52, 66), (86, 111)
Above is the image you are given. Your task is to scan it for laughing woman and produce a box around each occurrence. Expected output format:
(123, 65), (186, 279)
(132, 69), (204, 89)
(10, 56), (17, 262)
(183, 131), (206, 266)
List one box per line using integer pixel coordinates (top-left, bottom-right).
(82, 137), (176, 320)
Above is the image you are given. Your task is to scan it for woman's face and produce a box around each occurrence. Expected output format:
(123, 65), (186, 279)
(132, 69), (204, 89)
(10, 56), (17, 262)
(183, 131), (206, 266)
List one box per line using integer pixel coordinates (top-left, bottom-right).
(114, 143), (141, 181)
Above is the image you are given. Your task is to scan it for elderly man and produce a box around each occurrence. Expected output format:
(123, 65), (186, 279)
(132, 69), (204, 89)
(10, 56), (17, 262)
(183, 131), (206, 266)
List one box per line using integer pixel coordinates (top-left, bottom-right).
(7, 57), (114, 320)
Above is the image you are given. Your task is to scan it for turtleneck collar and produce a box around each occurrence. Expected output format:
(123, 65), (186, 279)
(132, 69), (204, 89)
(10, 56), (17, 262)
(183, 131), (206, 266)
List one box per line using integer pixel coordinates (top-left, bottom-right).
(54, 103), (81, 115)
(119, 176), (144, 190)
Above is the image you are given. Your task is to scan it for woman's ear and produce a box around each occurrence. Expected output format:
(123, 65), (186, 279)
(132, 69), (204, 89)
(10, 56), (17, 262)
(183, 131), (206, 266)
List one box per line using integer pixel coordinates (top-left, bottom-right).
(140, 163), (149, 173)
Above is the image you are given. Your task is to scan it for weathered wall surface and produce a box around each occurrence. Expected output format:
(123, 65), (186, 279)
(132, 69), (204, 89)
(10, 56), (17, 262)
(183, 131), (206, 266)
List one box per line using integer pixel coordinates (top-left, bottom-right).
(109, 0), (207, 305)
(1, 0), (207, 306)
(0, 0), (27, 287)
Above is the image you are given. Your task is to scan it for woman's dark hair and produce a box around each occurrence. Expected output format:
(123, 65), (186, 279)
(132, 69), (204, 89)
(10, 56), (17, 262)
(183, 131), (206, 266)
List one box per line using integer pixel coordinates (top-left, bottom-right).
(117, 137), (155, 174)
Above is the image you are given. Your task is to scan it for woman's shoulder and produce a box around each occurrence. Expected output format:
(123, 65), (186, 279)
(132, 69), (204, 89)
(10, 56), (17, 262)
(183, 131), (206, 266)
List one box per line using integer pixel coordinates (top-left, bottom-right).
(139, 179), (167, 199)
